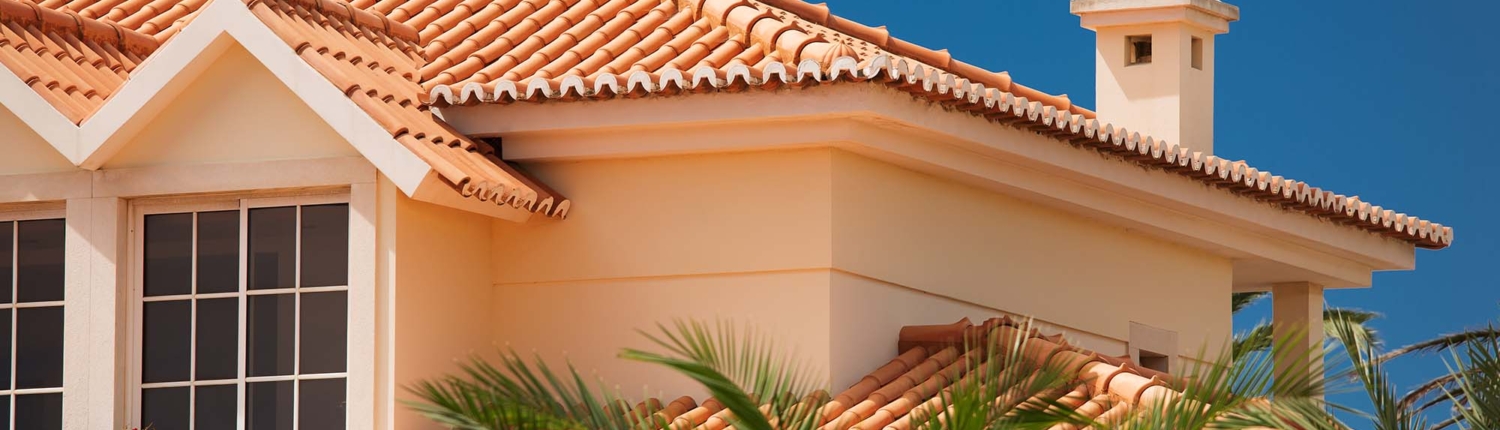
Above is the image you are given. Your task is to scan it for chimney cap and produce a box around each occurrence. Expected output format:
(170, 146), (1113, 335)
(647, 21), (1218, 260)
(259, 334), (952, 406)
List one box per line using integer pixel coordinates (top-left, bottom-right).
(1072, 0), (1239, 33)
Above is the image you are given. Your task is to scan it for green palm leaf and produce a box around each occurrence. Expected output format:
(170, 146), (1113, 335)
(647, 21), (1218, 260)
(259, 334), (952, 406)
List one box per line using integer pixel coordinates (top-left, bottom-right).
(619, 319), (825, 430)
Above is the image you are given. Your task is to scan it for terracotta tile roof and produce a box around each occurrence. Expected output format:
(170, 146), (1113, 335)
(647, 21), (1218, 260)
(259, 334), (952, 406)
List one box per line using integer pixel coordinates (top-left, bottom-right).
(39, 0), (208, 41)
(0, 0), (160, 123)
(634, 317), (1186, 430)
(0, 0), (1450, 238)
(246, 0), (568, 216)
(400, 0), (1086, 118)
(408, 0), (1450, 249)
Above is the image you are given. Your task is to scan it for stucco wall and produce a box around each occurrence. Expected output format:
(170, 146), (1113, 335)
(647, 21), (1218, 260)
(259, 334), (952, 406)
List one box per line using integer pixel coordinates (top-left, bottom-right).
(104, 44), (358, 169)
(0, 107), (74, 175)
(383, 183), (497, 430)
(827, 272), (1128, 390)
(828, 150), (1233, 358)
(482, 148), (1233, 400)
(491, 271), (834, 400)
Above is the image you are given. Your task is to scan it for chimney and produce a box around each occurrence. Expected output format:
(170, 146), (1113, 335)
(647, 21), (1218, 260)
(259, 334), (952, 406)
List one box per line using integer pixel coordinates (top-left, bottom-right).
(1072, 0), (1239, 155)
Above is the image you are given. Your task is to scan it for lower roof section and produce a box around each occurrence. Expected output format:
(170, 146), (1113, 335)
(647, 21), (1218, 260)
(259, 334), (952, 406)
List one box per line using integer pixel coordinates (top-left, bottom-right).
(629, 317), (1186, 430)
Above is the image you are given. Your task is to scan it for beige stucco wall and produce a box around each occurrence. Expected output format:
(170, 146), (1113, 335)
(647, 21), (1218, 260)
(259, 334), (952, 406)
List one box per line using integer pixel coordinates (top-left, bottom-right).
(103, 44), (358, 169)
(0, 107), (75, 175)
(828, 150), (1232, 358)
(481, 148), (1233, 399)
(383, 180), (497, 430)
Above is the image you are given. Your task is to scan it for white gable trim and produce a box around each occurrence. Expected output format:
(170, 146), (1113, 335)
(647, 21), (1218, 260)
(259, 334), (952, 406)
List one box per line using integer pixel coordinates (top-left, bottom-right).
(0, 0), (433, 198)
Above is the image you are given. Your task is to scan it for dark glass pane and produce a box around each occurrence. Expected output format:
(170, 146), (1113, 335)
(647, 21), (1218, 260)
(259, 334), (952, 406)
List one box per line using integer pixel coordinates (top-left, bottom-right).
(248, 294), (294, 377)
(301, 291), (347, 374)
(16, 306), (62, 389)
(16, 219), (63, 303)
(0, 309), (9, 389)
(141, 387), (189, 430)
(15, 393), (61, 430)
(143, 301), (190, 383)
(197, 211), (240, 294)
(300, 379), (346, 430)
(0, 395), (8, 430)
(0, 221), (12, 304)
(300, 205), (348, 288)
(196, 384), (238, 430)
(144, 214), (192, 297)
(197, 298), (239, 381)
(247, 381), (293, 430)
(248, 207), (295, 290)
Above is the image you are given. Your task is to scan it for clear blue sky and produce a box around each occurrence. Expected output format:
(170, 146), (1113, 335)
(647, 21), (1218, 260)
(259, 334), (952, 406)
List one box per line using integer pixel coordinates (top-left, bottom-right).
(818, 0), (1499, 426)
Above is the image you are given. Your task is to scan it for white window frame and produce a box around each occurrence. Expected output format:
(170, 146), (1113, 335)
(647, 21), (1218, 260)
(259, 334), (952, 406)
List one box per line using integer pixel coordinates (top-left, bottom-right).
(126, 191), (365, 430)
(0, 205), (67, 430)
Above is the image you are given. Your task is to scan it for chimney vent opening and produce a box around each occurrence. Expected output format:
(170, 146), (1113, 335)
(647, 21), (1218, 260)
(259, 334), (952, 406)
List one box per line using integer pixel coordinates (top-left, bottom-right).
(1127, 35), (1152, 66)
(1191, 36), (1204, 70)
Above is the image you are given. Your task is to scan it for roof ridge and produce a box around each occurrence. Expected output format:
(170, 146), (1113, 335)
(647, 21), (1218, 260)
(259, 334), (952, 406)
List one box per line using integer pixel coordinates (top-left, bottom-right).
(248, 0), (421, 44)
(746, 0), (1093, 118)
(0, 0), (159, 56)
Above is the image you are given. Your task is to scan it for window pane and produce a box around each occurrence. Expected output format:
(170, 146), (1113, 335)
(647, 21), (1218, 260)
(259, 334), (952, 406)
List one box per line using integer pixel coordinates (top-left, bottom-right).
(248, 294), (295, 377)
(248, 207), (295, 290)
(0, 221), (12, 304)
(0, 309), (9, 389)
(0, 395), (8, 430)
(16, 219), (63, 303)
(16, 306), (62, 389)
(197, 298), (239, 381)
(247, 381), (293, 430)
(15, 393), (61, 430)
(142, 387), (189, 430)
(196, 384), (238, 430)
(198, 211), (240, 294)
(301, 291), (347, 374)
(143, 301), (191, 383)
(300, 204), (348, 288)
(300, 378), (346, 430)
(144, 214), (193, 297)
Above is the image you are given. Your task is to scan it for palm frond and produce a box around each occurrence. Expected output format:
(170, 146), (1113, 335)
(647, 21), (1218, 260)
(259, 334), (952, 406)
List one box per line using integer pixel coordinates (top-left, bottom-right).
(1232, 292), (1270, 314)
(1145, 327), (1337, 430)
(1439, 327), (1500, 429)
(908, 318), (1092, 430)
(1232, 308), (1381, 360)
(1328, 313), (1427, 430)
(619, 320), (826, 430)
(1378, 328), (1500, 363)
(403, 350), (644, 430)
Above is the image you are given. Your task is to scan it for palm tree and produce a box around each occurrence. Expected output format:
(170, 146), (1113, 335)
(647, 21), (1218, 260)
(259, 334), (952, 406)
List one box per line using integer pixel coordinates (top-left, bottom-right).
(405, 318), (1340, 430)
(1231, 292), (1383, 359)
(1370, 325), (1500, 428)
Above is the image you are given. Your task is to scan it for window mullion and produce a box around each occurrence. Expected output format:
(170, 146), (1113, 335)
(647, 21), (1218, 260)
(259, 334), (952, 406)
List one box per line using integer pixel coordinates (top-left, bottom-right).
(10, 220), (17, 430)
(189, 212), (199, 430)
(237, 200), (249, 430)
(292, 205), (302, 430)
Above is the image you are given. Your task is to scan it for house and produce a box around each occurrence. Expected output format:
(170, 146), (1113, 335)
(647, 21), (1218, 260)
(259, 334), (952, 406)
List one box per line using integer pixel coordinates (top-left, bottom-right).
(0, 0), (1452, 427)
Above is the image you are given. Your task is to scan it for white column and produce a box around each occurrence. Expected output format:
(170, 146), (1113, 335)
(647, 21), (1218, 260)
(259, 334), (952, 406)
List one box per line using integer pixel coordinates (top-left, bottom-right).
(63, 197), (127, 430)
(349, 182), (378, 430)
(1272, 282), (1324, 393)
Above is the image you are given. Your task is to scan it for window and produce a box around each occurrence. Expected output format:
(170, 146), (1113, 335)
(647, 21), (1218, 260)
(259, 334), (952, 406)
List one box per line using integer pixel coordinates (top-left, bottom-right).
(1191, 36), (1204, 70)
(1127, 35), (1153, 66)
(0, 214), (66, 430)
(135, 196), (349, 430)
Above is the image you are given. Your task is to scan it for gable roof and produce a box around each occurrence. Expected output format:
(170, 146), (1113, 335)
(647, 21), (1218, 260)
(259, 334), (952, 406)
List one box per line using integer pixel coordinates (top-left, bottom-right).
(634, 317), (1189, 430)
(0, 0), (160, 122)
(408, 0), (1451, 249)
(246, 0), (567, 215)
(0, 0), (566, 217)
(0, 0), (1452, 245)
